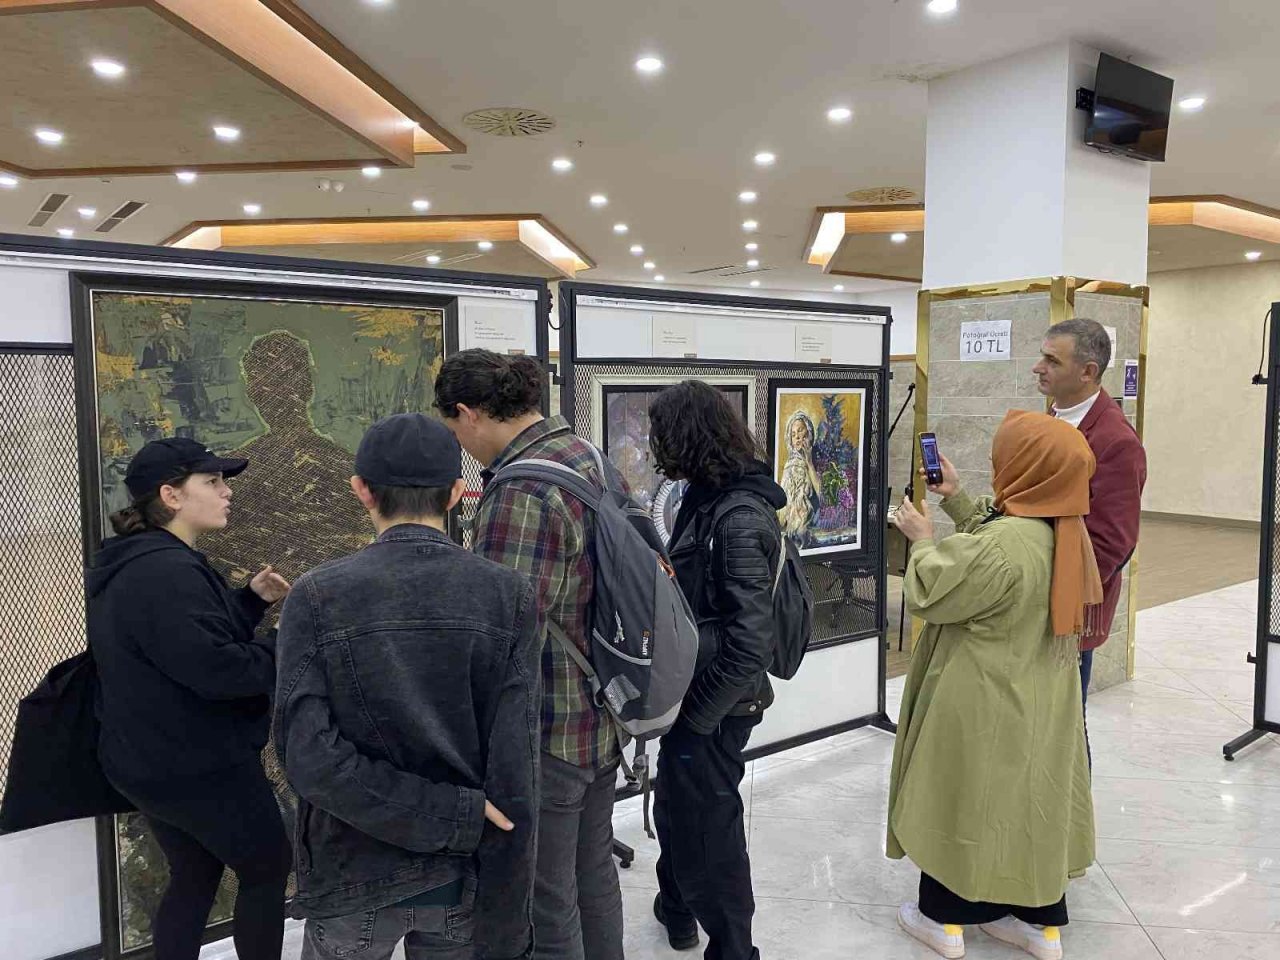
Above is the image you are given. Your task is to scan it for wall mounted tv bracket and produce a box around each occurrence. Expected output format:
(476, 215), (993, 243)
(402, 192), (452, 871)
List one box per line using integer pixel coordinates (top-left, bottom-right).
(1075, 88), (1095, 112)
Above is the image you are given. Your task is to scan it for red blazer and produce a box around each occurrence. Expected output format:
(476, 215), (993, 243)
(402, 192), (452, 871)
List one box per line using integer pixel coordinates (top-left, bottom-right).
(1078, 390), (1147, 650)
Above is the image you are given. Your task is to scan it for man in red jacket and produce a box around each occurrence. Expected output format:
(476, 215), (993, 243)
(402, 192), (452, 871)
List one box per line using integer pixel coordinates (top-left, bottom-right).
(1033, 319), (1148, 721)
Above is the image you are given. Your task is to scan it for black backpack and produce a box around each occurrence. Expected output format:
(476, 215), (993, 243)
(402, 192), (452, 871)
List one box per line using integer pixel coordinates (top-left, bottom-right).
(709, 494), (815, 681)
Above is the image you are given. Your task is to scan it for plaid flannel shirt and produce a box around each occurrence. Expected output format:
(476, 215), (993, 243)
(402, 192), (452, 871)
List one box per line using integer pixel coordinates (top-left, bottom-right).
(473, 416), (618, 770)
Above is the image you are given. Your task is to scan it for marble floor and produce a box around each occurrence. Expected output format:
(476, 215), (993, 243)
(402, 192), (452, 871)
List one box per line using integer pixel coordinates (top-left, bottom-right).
(213, 579), (1278, 960)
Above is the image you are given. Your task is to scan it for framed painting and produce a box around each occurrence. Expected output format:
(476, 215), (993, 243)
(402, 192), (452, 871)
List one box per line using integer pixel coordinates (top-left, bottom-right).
(70, 274), (456, 957)
(590, 374), (755, 514)
(768, 380), (868, 558)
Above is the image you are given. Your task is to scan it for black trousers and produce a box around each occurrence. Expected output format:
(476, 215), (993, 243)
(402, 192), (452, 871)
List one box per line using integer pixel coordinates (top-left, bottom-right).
(654, 715), (761, 960)
(112, 761), (292, 960)
(919, 873), (1069, 927)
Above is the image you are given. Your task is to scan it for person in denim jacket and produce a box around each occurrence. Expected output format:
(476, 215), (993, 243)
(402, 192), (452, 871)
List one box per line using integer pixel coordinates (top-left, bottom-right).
(275, 414), (542, 960)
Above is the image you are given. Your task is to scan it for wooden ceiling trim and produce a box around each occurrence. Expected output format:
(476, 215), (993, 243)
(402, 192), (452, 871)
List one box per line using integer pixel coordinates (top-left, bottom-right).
(0, 0), (462, 176)
(161, 215), (593, 278)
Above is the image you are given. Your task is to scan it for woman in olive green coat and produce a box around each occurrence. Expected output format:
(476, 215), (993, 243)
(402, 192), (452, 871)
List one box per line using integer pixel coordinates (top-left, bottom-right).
(888, 411), (1101, 960)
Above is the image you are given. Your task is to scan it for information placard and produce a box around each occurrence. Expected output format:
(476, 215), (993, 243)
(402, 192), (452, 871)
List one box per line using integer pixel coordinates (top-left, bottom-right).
(652, 313), (699, 358)
(1124, 359), (1139, 399)
(794, 323), (834, 364)
(959, 319), (1011, 361)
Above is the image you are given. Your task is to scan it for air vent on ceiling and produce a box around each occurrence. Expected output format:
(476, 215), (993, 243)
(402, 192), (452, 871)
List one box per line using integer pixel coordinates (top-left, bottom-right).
(95, 200), (147, 233)
(845, 186), (919, 204)
(687, 264), (775, 278)
(463, 107), (556, 137)
(28, 193), (69, 227)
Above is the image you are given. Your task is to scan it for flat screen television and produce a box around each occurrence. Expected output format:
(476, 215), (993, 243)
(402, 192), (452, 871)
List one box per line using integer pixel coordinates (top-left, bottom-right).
(1085, 53), (1174, 162)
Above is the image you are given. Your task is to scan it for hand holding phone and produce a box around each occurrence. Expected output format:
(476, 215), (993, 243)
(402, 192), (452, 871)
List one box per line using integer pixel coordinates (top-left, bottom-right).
(917, 434), (960, 498)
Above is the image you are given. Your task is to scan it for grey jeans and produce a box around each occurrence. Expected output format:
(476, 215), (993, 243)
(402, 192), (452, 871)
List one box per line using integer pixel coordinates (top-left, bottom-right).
(532, 752), (624, 960)
(300, 901), (474, 960)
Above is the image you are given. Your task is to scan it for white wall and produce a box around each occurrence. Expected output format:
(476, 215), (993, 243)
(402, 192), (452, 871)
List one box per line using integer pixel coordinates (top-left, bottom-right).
(924, 42), (1149, 289)
(1145, 261), (1276, 521)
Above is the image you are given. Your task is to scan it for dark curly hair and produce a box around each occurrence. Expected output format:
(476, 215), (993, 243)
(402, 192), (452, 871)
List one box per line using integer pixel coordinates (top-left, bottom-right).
(649, 381), (764, 489)
(433, 349), (544, 421)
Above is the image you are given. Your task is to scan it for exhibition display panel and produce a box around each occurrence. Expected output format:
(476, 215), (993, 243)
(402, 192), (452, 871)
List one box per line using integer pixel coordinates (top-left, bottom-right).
(0, 233), (549, 960)
(1224, 300), (1280, 760)
(558, 282), (894, 755)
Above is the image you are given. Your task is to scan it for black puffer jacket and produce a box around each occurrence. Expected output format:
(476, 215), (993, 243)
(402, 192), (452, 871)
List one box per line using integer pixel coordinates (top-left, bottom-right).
(87, 530), (275, 785)
(667, 463), (785, 734)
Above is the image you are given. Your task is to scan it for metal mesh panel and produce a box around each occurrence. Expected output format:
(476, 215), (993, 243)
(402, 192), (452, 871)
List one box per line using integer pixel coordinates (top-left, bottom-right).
(573, 362), (885, 649)
(1270, 397), (1280, 639)
(0, 350), (86, 797)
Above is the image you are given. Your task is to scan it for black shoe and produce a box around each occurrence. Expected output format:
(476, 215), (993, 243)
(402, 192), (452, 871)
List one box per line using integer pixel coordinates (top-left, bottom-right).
(653, 893), (700, 951)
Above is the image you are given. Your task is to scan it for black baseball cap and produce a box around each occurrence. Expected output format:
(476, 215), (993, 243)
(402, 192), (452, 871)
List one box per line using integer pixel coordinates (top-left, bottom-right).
(125, 438), (248, 499)
(355, 413), (461, 487)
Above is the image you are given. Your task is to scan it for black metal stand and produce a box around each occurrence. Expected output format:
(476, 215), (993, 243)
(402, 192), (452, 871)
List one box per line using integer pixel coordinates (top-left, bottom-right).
(1222, 300), (1280, 761)
(1223, 728), (1266, 762)
(885, 382), (916, 653)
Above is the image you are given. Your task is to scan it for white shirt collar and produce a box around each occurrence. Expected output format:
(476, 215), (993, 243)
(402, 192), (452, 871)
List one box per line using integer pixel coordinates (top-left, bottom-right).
(1053, 390), (1101, 429)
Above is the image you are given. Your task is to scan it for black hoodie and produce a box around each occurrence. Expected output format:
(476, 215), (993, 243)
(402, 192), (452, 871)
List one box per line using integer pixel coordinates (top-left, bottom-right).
(667, 462), (787, 733)
(87, 529), (275, 785)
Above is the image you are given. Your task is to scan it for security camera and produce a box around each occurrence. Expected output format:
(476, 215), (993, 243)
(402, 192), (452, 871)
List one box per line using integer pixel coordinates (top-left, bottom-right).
(317, 178), (332, 192)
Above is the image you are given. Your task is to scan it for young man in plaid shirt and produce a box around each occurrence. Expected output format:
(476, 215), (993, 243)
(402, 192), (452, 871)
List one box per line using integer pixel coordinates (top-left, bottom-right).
(435, 350), (624, 960)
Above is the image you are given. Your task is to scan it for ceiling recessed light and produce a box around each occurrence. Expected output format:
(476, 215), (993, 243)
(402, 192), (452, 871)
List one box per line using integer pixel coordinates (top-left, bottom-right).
(746, 259), (760, 268)
(890, 232), (909, 243)
(745, 242), (759, 252)
(643, 261), (656, 270)
(827, 106), (853, 122)
(175, 170), (197, 184)
(630, 244), (644, 255)
(412, 198), (431, 212)
(833, 284), (845, 292)
(1179, 96), (1207, 111)
(35, 128), (64, 145)
(653, 274), (665, 282)
(589, 194), (608, 207)
(1245, 251), (1263, 261)
(552, 157), (574, 172)
(613, 223), (629, 234)
(57, 228), (75, 238)
(635, 56), (664, 74)
(77, 207), (96, 220)
(742, 220), (758, 232)
(478, 240), (494, 250)
(242, 203), (261, 215)
(0, 175), (18, 188)
(738, 190), (758, 203)
(91, 58), (126, 79)
(361, 165), (382, 178)
(927, 0), (958, 14)
(753, 151), (776, 167)
(426, 255), (441, 264)
(749, 280), (761, 288)
(213, 125), (240, 141)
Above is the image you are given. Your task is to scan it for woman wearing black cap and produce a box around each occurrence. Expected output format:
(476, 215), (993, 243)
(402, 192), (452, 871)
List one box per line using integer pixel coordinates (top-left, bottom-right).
(89, 438), (292, 960)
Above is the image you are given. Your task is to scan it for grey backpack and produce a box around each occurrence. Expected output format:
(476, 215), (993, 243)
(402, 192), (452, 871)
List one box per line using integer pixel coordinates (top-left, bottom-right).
(479, 446), (699, 825)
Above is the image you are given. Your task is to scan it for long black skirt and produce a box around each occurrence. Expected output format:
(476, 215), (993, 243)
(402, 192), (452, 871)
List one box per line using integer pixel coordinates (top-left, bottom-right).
(919, 873), (1069, 927)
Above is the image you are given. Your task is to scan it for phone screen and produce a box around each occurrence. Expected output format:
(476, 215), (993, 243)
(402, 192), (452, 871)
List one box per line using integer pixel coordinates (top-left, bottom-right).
(919, 433), (943, 484)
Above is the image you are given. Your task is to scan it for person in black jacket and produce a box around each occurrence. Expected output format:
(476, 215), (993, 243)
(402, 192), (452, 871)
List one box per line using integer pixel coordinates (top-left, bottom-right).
(646, 381), (784, 960)
(88, 438), (292, 960)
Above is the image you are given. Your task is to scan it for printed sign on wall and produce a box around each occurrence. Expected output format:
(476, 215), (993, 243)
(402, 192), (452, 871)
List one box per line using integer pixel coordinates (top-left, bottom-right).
(959, 319), (1012, 362)
(1124, 359), (1140, 399)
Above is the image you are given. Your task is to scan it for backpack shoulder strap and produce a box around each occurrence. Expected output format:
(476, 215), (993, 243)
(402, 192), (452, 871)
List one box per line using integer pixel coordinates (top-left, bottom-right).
(481, 458), (604, 513)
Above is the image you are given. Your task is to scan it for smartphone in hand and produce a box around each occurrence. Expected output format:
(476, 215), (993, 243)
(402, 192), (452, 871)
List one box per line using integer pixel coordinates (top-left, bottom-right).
(918, 432), (944, 487)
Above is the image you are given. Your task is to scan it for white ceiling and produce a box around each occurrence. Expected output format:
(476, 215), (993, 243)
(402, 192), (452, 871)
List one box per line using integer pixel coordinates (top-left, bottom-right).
(1, 0), (1278, 298)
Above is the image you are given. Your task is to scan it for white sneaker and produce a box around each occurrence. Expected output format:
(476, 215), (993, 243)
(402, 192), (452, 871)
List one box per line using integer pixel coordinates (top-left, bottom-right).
(897, 902), (965, 959)
(979, 916), (1064, 960)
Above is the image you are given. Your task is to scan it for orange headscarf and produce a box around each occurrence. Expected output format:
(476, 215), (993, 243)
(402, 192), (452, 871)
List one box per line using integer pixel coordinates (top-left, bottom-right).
(992, 410), (1104, 641)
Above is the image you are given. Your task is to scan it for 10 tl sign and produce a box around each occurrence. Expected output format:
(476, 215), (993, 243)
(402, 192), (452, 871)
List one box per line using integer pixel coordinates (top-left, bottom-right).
(959, 319), (1012, 362)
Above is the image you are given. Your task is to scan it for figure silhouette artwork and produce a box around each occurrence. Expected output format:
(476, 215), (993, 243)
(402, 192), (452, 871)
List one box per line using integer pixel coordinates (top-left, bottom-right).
(201, 331), (373, 594)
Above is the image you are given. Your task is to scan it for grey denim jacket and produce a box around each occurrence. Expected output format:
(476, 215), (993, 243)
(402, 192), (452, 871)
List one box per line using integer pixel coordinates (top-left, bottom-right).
(274, 524), (542, 960)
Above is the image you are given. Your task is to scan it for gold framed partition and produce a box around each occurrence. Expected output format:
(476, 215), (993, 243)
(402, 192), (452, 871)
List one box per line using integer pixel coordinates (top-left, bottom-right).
(911, 276), (1149, 684)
